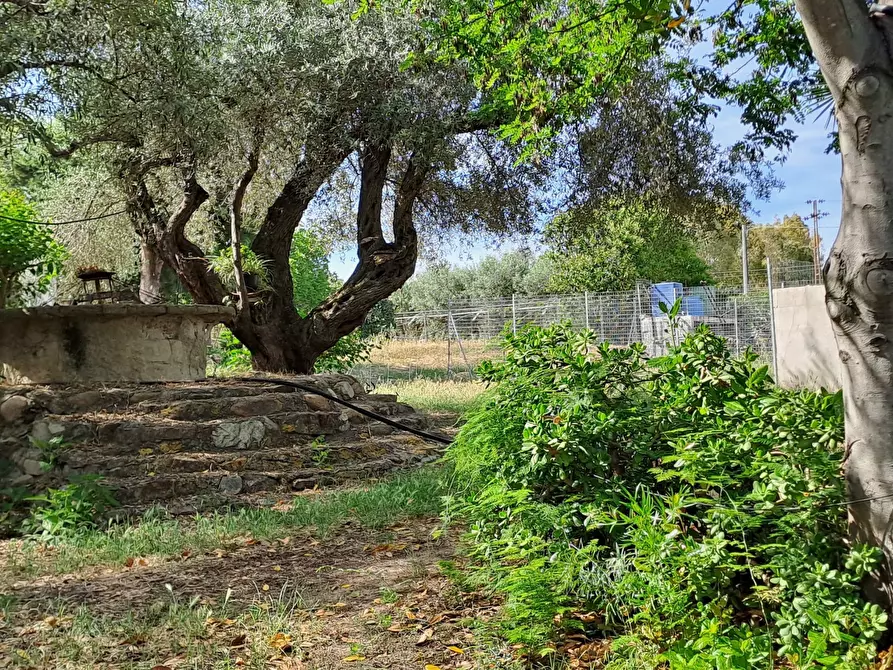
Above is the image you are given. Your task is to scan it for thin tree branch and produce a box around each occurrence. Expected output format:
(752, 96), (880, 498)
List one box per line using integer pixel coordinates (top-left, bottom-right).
(231, 147), (260, 315)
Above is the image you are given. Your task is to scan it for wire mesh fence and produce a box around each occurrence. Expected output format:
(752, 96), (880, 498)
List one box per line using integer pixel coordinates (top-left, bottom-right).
(351, 261), (818, 385)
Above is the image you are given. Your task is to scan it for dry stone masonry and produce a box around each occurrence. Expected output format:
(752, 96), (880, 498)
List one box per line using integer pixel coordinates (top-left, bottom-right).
(0, 375), (439, 513)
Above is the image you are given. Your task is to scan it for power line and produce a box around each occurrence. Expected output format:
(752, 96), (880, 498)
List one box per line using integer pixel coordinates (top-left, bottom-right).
(0, 207), (129, 226)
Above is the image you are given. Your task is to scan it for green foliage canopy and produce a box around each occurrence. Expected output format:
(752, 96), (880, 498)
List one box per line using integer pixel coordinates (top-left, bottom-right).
(447, 324), (886, 666)
(546, 200), (712, 292)
(0, 189), (65, 308)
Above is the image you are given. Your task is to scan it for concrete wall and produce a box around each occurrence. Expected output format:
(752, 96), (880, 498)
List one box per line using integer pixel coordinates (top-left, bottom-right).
(0, 304), (234, 383)
(773, 285), (842, 389)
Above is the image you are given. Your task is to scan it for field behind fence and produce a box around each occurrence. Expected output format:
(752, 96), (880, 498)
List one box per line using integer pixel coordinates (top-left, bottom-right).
(350, 261), (819, 385)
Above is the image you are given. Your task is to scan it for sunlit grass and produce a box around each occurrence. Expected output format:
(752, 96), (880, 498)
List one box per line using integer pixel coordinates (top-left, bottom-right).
(377, 378), (487, 415)
(3, 467), (449, 579)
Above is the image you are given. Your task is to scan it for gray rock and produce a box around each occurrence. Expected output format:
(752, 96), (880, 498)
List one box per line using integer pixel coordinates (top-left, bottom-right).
(212, 419), (267, 450)
(0, 396), (29, 423)
(21, 459), (45, 476)
(333, 381), (356, 399)
(8, 473), (34, 487)
(65, 390), (105, 413)
(30, 420), (65, 443)
(219, 474), (243, 495)
(230, 395), (283, 417)
(303, 394), (331, 412)
(370, 423), (394, 436)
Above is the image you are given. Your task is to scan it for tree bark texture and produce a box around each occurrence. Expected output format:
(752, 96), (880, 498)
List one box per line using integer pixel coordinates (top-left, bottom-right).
(797, 0), (893, 605)
(138, 240), (164, 304)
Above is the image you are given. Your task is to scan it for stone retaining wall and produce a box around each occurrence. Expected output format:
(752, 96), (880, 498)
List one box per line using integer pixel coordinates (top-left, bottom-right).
(0, 304), (234, 383)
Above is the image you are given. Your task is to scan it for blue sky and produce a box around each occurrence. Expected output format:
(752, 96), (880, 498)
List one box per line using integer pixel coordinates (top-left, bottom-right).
(328, 106), (844, 280)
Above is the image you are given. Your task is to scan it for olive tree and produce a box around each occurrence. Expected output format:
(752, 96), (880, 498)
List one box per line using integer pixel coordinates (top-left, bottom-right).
(2, 0), (549, 372)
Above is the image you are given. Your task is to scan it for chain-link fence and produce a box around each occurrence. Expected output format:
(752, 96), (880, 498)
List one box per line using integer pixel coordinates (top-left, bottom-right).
(352, 261), (818, 384)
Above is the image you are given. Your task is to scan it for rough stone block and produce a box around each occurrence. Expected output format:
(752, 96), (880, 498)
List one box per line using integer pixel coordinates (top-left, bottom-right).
(0, 396), (29, 424)
(212, 419), (270, 450)
(230, 395), (284, 417)
(333, 381), (356, 399)
(219, 474), (243, 494)
(303, 395), (331, 412)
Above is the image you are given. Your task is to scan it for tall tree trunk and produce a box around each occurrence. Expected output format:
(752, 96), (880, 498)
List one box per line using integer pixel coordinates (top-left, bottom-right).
(797, 0), (893, 605)
(233, 146), (427, 373)
(139, 240), (164, 304)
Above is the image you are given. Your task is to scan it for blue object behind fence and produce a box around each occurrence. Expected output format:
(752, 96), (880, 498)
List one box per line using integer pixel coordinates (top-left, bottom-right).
(651, 282), (683, 316)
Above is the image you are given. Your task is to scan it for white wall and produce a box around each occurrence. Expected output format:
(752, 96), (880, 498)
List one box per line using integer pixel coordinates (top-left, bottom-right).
(773, 285), (842, 389)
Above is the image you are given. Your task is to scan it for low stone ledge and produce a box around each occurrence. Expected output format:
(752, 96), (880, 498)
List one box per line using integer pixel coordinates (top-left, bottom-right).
(0, 304), (235, 384)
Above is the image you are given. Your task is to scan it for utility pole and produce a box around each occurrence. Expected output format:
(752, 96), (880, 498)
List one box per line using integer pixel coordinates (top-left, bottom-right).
(806, 199), (828, 283)
(741, 221), (749, 294)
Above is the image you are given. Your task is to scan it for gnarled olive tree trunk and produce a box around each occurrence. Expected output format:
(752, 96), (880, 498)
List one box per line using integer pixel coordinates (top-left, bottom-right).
(797, 0), (893, 605)
(127, 142), (427, 375)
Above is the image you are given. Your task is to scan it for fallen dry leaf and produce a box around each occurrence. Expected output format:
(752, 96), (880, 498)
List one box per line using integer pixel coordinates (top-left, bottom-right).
(269, 632), (293, 651)
(447, 646), (465, 655)
(425, 665), (442, 670)
(120, 634), (147, 646)
(149, 666), (172, 670)
(230, 634), (247, 647)
(342, 655), (366, 662)
(416, 628), (433, 645)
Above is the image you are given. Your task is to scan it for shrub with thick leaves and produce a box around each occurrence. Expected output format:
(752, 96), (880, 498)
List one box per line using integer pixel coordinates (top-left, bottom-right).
(447, 324), (886, 669)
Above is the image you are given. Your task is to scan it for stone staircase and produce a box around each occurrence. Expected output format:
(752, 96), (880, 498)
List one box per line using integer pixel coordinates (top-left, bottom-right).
(0, 375), (443, 513)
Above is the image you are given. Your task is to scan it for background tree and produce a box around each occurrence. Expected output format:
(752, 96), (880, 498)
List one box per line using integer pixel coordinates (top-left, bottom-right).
(0, 189), (65, 308)
(546, 200), (712, 292)
(1, 0), (553, 372)
(394, 251), (554, 310)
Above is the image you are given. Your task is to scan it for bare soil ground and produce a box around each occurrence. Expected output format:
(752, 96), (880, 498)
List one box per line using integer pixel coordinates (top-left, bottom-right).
(0, 517), (510, 670)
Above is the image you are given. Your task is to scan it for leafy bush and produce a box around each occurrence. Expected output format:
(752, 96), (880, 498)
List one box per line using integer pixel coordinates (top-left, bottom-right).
(446, 323), (886, 668)
(207, 245), (271, 293)
(25, 476), (118, 539)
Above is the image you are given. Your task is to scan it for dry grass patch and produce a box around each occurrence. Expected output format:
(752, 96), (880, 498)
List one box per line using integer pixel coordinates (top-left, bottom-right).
(368, 340), (501, 372)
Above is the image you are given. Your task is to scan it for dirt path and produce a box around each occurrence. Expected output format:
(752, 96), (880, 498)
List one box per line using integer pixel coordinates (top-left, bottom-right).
(0, 518), (507, 670)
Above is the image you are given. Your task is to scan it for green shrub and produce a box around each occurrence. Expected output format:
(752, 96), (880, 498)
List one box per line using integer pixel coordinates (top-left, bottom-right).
(25, 476), (118, 539)
(447, 323), (886, 669)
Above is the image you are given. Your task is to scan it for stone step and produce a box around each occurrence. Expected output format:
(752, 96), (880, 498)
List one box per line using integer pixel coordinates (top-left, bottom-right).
(59, 434), (431, 477)
(28, 407), (430, 455)
(11, 374), (369, 417)
(133, 392), (414, 423)
(105, 447), (443, 505)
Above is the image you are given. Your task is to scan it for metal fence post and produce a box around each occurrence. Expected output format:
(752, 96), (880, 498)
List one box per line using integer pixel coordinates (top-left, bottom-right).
(511, 293), (517, 334)
(584, 291), (590, 331)
(447, 300), (452, 376)
(767, 258), (779, 381)
(733, 297), (740, 356)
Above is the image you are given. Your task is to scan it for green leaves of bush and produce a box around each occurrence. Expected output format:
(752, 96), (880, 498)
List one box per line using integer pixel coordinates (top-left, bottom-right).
(447, 323), (884, 668)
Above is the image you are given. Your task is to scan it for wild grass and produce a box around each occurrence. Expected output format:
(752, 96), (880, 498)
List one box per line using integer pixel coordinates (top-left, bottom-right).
(3, 467), (448, 579)
(4, 584), (311, 670)
(377, 378), (487, 415)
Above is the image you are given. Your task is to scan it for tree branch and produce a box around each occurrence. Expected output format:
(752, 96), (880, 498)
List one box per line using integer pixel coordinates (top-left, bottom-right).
(356, 143), (392, 261)
(392, 153), (428, 244)
(252, 143), (351, 318)
(231, 148), (260, 315)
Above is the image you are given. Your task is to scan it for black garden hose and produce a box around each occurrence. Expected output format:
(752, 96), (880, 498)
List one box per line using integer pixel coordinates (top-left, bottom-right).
(236, 376), (453, 445)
